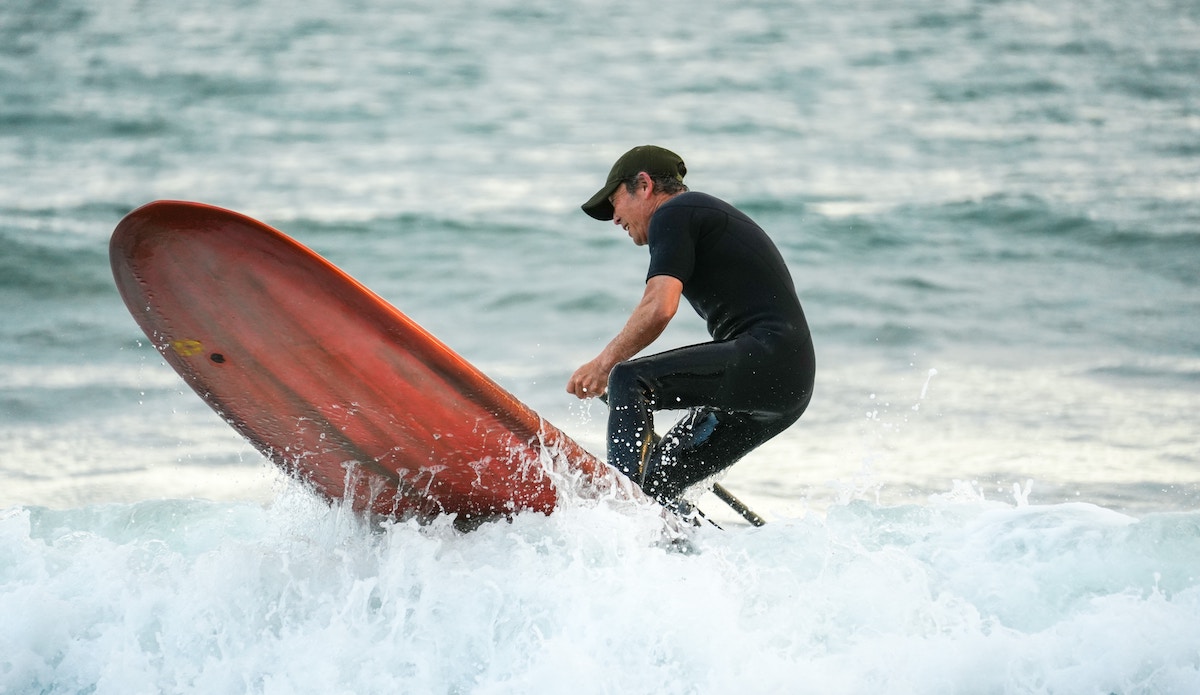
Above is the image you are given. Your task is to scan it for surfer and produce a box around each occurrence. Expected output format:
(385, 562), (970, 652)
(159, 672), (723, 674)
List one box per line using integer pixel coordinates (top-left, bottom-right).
(567, 145), (815, 506)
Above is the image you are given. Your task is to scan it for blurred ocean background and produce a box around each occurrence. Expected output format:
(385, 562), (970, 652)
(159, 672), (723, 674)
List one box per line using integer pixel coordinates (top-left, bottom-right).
(2, 0), (1199, 692)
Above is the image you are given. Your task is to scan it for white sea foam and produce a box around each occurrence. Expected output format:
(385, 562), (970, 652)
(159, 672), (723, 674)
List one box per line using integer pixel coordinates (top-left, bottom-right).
(2, 494), (1198, 694)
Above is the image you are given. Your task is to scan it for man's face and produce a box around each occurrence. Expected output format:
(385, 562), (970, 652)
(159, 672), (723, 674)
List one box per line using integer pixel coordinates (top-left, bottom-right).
(609, 175), (654, 246)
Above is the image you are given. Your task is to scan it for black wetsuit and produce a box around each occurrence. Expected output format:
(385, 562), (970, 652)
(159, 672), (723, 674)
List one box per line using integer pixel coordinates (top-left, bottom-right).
(606, 192), (815, 503)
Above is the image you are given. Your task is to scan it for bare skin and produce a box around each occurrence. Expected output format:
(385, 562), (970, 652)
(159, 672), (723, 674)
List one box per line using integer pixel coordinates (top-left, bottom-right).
(566, 173), (685, 399)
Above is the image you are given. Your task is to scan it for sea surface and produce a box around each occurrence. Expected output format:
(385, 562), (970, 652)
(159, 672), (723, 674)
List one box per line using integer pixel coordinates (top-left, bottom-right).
(2, 0), (1199, 692)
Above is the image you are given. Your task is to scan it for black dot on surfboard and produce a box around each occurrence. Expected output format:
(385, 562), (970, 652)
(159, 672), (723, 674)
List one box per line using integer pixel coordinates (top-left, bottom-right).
(210, 353), (226, 364)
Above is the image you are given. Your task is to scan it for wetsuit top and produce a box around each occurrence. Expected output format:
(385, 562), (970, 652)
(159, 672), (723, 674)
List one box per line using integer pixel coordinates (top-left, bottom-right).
(646, 192), (809, 344)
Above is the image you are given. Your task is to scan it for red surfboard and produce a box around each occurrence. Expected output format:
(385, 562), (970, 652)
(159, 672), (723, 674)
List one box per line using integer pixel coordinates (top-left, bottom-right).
(110, 200), (640, 521)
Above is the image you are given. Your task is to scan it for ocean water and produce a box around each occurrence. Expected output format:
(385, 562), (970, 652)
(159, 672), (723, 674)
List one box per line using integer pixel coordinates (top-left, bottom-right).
(2, 0), (1199, 692)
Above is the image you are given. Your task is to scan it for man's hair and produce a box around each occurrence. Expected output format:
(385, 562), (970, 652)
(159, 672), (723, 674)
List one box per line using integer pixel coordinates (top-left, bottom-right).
(620, 172), (689, 197)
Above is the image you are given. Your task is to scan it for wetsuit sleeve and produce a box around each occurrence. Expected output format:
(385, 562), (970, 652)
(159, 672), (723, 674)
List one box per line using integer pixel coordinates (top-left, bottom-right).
(646, 205), (696, 284)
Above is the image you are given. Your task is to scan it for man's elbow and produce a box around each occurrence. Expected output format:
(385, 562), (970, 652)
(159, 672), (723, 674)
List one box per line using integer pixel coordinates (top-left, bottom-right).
(648, 303), (677, 332)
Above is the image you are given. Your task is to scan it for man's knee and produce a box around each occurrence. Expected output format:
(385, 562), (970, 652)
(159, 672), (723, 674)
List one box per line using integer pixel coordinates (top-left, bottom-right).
(606, 361), (652, 406)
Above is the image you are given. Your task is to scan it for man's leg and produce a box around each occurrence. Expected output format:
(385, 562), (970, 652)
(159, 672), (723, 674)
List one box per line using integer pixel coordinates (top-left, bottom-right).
(640, 407), (798, 503)
(605, 335), (811, 502)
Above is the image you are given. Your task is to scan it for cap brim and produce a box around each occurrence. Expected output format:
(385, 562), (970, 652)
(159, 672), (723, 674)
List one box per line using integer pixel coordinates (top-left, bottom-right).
(581, 180), (621, 221)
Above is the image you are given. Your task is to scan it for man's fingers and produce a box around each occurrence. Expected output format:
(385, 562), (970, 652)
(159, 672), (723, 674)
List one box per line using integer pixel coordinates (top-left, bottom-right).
(567, 361), (609, 399)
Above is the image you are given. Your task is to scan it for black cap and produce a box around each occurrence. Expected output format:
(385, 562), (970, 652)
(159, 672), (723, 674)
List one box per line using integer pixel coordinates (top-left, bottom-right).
(581, 145), (687, 221)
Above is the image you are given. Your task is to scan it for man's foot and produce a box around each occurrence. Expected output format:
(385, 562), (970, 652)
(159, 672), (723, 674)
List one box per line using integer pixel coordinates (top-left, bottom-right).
(667, 498), (720, 530)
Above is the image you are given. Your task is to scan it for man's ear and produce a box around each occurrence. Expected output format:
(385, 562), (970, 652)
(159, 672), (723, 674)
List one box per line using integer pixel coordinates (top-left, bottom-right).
(636, 171), (654, 197)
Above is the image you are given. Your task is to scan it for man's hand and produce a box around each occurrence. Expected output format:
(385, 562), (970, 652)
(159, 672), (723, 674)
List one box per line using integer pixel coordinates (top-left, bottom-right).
(566, 357), (612, 399)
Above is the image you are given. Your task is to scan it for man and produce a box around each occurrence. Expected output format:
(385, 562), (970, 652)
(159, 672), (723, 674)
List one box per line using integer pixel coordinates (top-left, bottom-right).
(566, 145), (815, 506)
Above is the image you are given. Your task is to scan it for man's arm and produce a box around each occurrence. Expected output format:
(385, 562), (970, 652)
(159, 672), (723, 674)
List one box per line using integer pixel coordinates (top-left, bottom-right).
(566, 275), (683, 399)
